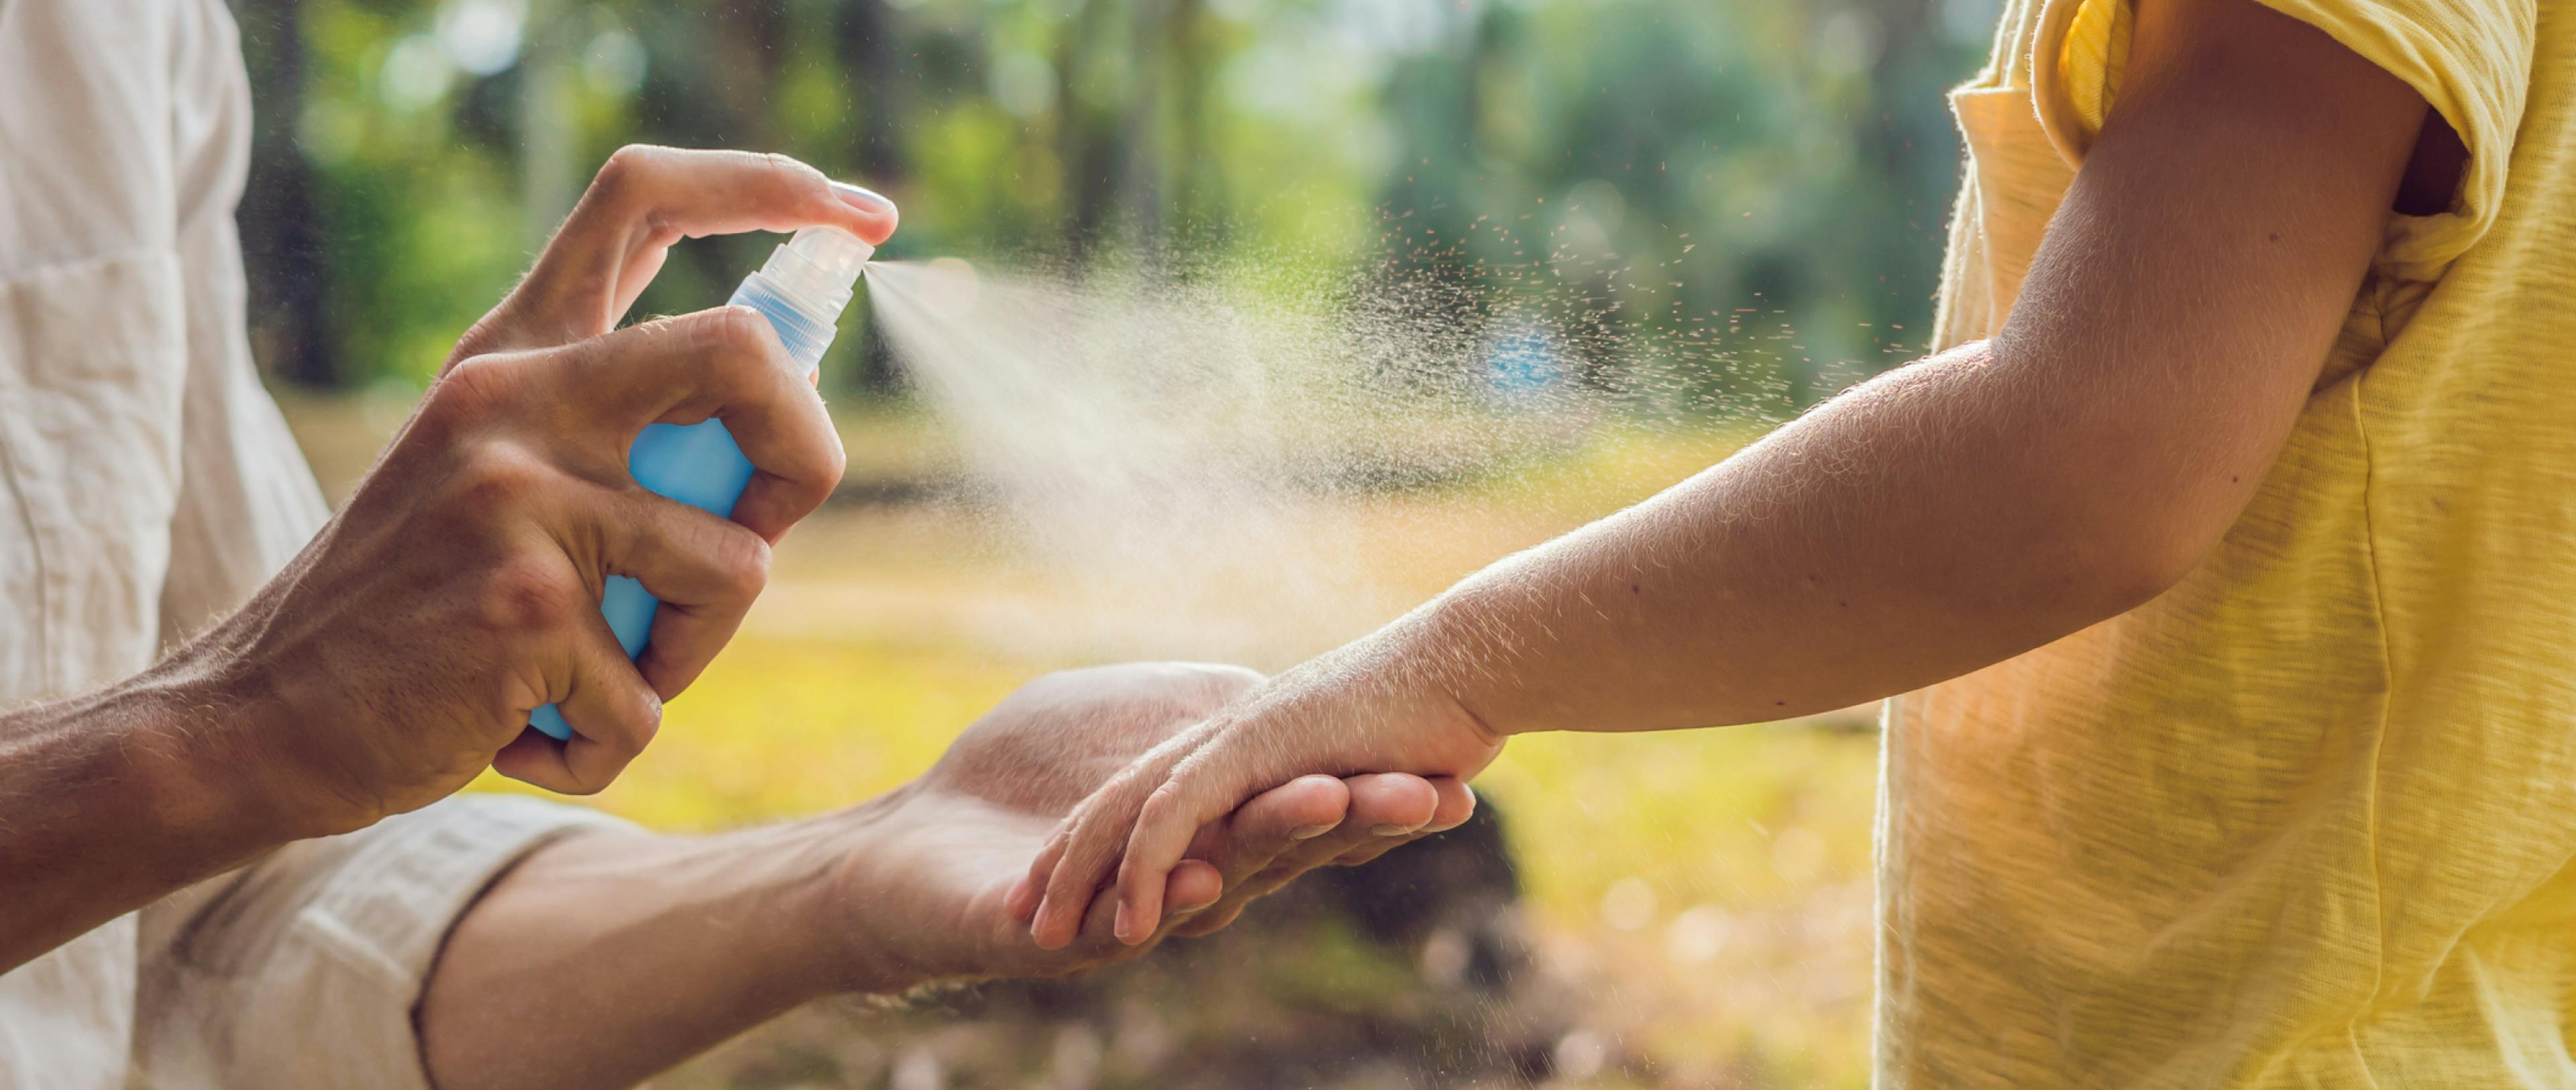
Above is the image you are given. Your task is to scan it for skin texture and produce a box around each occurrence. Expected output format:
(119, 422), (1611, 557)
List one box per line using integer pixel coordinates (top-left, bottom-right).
(1012, 0), (2445, 947)
(0, 148), (888, 974)
(414, 663), (1472, 1090)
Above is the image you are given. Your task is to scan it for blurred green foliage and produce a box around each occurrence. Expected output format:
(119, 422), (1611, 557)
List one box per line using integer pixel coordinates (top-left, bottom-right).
(231, 0), (1994, 408)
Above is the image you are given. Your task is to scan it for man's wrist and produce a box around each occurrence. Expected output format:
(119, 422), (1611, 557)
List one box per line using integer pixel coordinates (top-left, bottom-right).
(44, 672), (313, 889)
(140, 669), (339, 842)
(785, 792), (937, 998)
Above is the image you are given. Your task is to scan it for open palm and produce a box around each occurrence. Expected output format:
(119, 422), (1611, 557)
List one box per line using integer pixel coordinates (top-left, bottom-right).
(821, 663), (1475, 987)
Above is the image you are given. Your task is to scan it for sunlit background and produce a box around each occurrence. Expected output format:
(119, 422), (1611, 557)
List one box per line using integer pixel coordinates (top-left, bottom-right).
(233, 0), (1995, 1085)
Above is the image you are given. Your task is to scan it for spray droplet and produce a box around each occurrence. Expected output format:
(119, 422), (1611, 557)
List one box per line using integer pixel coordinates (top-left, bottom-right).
(1601, 876), (1659, 932)
(919, 256), (983, 320)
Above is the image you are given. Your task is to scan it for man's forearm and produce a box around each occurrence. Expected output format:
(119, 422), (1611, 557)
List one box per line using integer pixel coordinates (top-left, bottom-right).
(0, 673), (303, 971)
(414, 805), (895, 1090)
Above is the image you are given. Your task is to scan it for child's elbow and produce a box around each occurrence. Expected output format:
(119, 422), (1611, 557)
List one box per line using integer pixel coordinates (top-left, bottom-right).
(2089, 533), (2205, 616)
(2055, 496), (2224, 620)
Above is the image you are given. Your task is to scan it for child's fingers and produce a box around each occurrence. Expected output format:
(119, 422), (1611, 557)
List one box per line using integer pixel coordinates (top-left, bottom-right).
(1112, 760), (1262, 944)
(1030, 771), (1163, 950)
(1110, 799), (1179, 945)
(1213, 774), (1350, 872)
(1043, 857), (1220, 967)
(1015, 786), (1269, 932)
(1006, 834), (1067, 924)
(1158, 776), (1351, 940)
(1167, 773), (1434, 936)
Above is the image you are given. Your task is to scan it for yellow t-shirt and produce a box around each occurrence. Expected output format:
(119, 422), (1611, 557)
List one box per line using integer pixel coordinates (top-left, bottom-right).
(1880, 0), (2567, 1085)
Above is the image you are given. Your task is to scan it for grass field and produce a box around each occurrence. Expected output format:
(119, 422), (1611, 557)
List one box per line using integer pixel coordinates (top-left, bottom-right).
(280, 393), (1881, 1089)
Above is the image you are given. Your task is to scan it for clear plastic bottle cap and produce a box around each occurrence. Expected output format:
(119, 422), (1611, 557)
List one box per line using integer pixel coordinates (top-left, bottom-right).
(756, 226), (874, 319)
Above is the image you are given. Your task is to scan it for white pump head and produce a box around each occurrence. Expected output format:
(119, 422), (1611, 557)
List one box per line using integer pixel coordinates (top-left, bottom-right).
(756, 226), (874, 317)
(728, 226), (873, 377)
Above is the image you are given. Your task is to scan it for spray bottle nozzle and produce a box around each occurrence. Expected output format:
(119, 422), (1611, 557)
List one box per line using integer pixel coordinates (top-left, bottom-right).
(754, 226), (874, 318)
(788, 225), (875, 280)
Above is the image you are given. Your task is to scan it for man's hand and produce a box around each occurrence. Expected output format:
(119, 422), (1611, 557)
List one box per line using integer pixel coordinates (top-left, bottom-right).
(191, 147), (896, 834)
(820, 663), (1478, 988)
(186, 306), (843, 824)
(162, 148), (892, 831)
(0, 148), (894, 973)
(417, 663), (1474, 1090)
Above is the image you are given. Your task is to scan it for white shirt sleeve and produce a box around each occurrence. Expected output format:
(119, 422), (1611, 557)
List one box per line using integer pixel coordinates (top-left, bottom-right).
(132, 797), (639, 1089)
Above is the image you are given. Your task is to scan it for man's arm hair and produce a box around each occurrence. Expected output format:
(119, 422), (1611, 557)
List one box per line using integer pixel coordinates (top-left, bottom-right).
(0, 675), (304, 971)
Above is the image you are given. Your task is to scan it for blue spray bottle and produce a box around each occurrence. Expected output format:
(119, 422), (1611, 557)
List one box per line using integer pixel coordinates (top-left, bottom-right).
(529, 226), (874, 741)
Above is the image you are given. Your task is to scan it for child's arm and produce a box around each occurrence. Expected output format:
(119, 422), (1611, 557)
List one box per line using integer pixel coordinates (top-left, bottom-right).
(1014, 0), (2444, 949)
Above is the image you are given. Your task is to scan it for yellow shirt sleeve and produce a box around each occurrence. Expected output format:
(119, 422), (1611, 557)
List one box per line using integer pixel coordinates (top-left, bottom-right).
(2034, 0), (2535, 280)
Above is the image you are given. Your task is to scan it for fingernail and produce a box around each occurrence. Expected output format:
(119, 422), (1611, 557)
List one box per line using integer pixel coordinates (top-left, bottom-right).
(1289, 823), (1334, 840)
(1114, 903), (1132, 940)
(1372, 824), (1421, 837)
(832, 180), (894, 212)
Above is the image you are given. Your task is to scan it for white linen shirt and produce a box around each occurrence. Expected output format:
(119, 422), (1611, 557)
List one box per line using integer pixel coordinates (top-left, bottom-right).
(0, 2), (627, 1086)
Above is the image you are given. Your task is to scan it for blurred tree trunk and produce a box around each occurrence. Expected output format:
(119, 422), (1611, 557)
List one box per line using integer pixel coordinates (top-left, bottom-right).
(1858, 0), (1948, 351)
(834, 0), (908, 188)
(233, 0), (337, 388)
(1166, 0), (1224, 252)
(633, 2), (787, 318)
(519, 0), (580, 250)
(1057, 0), (1123, 263)
(1119, 0), (1167, 259)
(835, 0), (910, 392)
(708, 0), (786, 143)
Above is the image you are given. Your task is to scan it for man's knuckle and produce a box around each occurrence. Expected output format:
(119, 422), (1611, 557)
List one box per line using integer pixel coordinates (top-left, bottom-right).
(594, 145), (658, 198)
(478, 557), (574, 634)
(816, 429), (849, 488)
(1053, 836), (1097, 877)
(453, 443), (555, 510)
(637, 697), (665, 745)
(606, 709), (657, 759)
(720, 528), (771, 600)
(1140, 780), (1189, 820)
(427, 356), (516, 423)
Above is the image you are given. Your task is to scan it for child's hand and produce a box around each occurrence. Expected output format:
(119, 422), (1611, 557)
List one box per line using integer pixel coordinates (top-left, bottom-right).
(1004, 649), (1507, 948)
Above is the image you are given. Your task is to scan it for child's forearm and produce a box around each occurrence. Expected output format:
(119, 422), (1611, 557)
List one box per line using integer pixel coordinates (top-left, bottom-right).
(1401, 337), (2214, 736)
